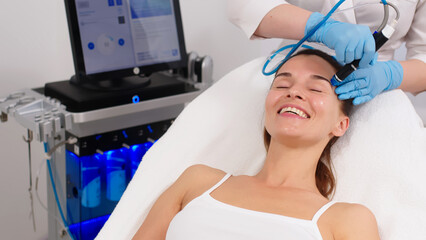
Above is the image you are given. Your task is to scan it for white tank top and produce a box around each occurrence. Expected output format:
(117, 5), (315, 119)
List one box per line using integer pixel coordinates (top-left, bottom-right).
(166, 173), (336, 240)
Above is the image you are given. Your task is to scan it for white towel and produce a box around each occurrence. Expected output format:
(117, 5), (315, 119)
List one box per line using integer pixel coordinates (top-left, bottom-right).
(96, 57), (426, 240)
(332, 89), (426, 239)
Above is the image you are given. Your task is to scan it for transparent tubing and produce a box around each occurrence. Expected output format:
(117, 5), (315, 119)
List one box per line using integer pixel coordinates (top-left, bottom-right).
(46, 158), (76, 240)
(43, 140), (77, 240)
(334, 1), (399, 21)
(35, 156), (67, 232)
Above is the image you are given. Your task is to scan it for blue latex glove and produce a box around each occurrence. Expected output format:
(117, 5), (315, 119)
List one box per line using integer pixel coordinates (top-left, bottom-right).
(335, 60), (403, 105)
(305, 12), (376, 68)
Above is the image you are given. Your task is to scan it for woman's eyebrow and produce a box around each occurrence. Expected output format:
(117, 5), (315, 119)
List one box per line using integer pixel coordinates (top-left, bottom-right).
(275, 72), (331, 85)
(311, 74), (332, 85)
(274, 72), (291, 79)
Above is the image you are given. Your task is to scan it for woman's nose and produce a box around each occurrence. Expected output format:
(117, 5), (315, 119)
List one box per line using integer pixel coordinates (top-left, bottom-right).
(286, 87), (305, 100)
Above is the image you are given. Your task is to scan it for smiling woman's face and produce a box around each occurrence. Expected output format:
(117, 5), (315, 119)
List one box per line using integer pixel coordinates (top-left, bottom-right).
(264, 54), (349, 147)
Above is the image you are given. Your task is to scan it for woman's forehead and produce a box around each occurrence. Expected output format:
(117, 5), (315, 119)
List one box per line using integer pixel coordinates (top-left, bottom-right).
(277, 54), (336, 76)
(272, 54), (338, 90)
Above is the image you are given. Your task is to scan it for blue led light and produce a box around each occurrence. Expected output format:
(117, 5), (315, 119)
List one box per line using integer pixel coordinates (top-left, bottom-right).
(69, 214), (110, 240)
(147, 125), (153, 133)
(105, 149), (127, 201)
(131, 144), (140, 151)
(130, 141), (155, 177)
(80, 155), (101, 208)
(88, 42), (95, 50)
(66, 141), (157, 238)
(105, 149), (115, 157)
(69, 151), (78, 158)
(122, 130), (128, 138)
(95, 135), (102, 141)
(132, 95), (140, 104)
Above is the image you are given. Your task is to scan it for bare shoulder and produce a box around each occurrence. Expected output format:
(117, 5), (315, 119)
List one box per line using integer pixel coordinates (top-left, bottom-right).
(132, 165), (226, 239)
(179, 164), (227, 207)
(172, 164), (226, 198)
(180, 164), (227, 182)
(328, 202), (380, 240)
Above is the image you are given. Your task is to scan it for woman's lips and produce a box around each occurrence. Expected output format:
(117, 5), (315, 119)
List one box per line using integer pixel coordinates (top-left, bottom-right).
(278, 104), (310, 119)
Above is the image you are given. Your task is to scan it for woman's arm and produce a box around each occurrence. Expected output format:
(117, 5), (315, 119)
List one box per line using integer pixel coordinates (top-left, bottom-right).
(131, 167), (197, 240)
(227, 0), (290, 39)
(333, 203), (380, 240)
(253, 4), (311, 40)
(400, 1), (426, 95)
(399, 58), (426, 95)
(131, 175), (186, 239)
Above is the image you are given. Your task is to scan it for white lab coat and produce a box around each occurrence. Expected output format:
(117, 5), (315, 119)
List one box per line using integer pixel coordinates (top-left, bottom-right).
(227, 0), (426, 63)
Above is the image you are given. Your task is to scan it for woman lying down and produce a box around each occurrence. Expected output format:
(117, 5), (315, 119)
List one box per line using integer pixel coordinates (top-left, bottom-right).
(132, 49), (380, 240)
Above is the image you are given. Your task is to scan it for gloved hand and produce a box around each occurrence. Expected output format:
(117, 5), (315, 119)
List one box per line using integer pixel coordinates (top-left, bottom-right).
(335, 60), (403, 105)
(305, 12), (376, 68)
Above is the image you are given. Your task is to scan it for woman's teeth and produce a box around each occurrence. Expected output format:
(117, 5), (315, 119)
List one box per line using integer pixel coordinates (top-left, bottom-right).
(279, 107), (308, 118)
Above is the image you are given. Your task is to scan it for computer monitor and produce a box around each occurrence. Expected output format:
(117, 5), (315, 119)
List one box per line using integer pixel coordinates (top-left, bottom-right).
(64, 0), (187, 89)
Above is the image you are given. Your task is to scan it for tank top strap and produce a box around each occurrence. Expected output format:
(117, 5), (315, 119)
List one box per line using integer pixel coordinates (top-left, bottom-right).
(204, 173), (232, 195)
(312, 201), (337, 223)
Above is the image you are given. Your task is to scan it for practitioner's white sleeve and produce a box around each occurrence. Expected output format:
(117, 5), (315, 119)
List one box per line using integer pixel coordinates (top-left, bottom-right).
(405, 0), (426, 63)
(227, 0), (286, 40)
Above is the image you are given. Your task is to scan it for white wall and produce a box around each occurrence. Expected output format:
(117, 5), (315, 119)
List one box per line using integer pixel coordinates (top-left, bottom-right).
(0, 1), (277, 239)
(0, 1), (72, 239)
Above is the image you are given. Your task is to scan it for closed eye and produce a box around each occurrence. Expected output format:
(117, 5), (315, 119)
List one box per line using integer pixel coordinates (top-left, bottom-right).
(310, 89), (322, 93)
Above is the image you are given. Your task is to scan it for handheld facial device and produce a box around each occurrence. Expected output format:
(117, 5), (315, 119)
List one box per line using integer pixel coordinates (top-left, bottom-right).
(331, 21), (397, 86)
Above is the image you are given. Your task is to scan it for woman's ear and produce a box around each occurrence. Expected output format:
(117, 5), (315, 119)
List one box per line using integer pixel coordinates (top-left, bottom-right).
(332, 115), (350, 137)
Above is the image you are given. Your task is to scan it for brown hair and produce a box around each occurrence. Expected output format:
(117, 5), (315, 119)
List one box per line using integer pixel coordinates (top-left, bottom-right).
(263, 49), (353, 199)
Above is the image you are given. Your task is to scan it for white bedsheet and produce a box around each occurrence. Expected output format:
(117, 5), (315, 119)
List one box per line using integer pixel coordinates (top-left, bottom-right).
(96, 57), (426, 240)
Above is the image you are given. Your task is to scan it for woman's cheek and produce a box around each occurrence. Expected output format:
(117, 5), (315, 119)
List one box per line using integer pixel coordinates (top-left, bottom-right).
(265, 91), (281, 108)
(310, 97), (327, 112)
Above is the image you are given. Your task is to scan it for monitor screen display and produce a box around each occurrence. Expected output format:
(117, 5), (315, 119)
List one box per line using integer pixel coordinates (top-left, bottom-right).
(65, 0), (187, 82)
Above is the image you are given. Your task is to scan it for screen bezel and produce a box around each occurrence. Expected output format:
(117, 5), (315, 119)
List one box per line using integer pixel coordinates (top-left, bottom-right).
(64, 0), (188, 83)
